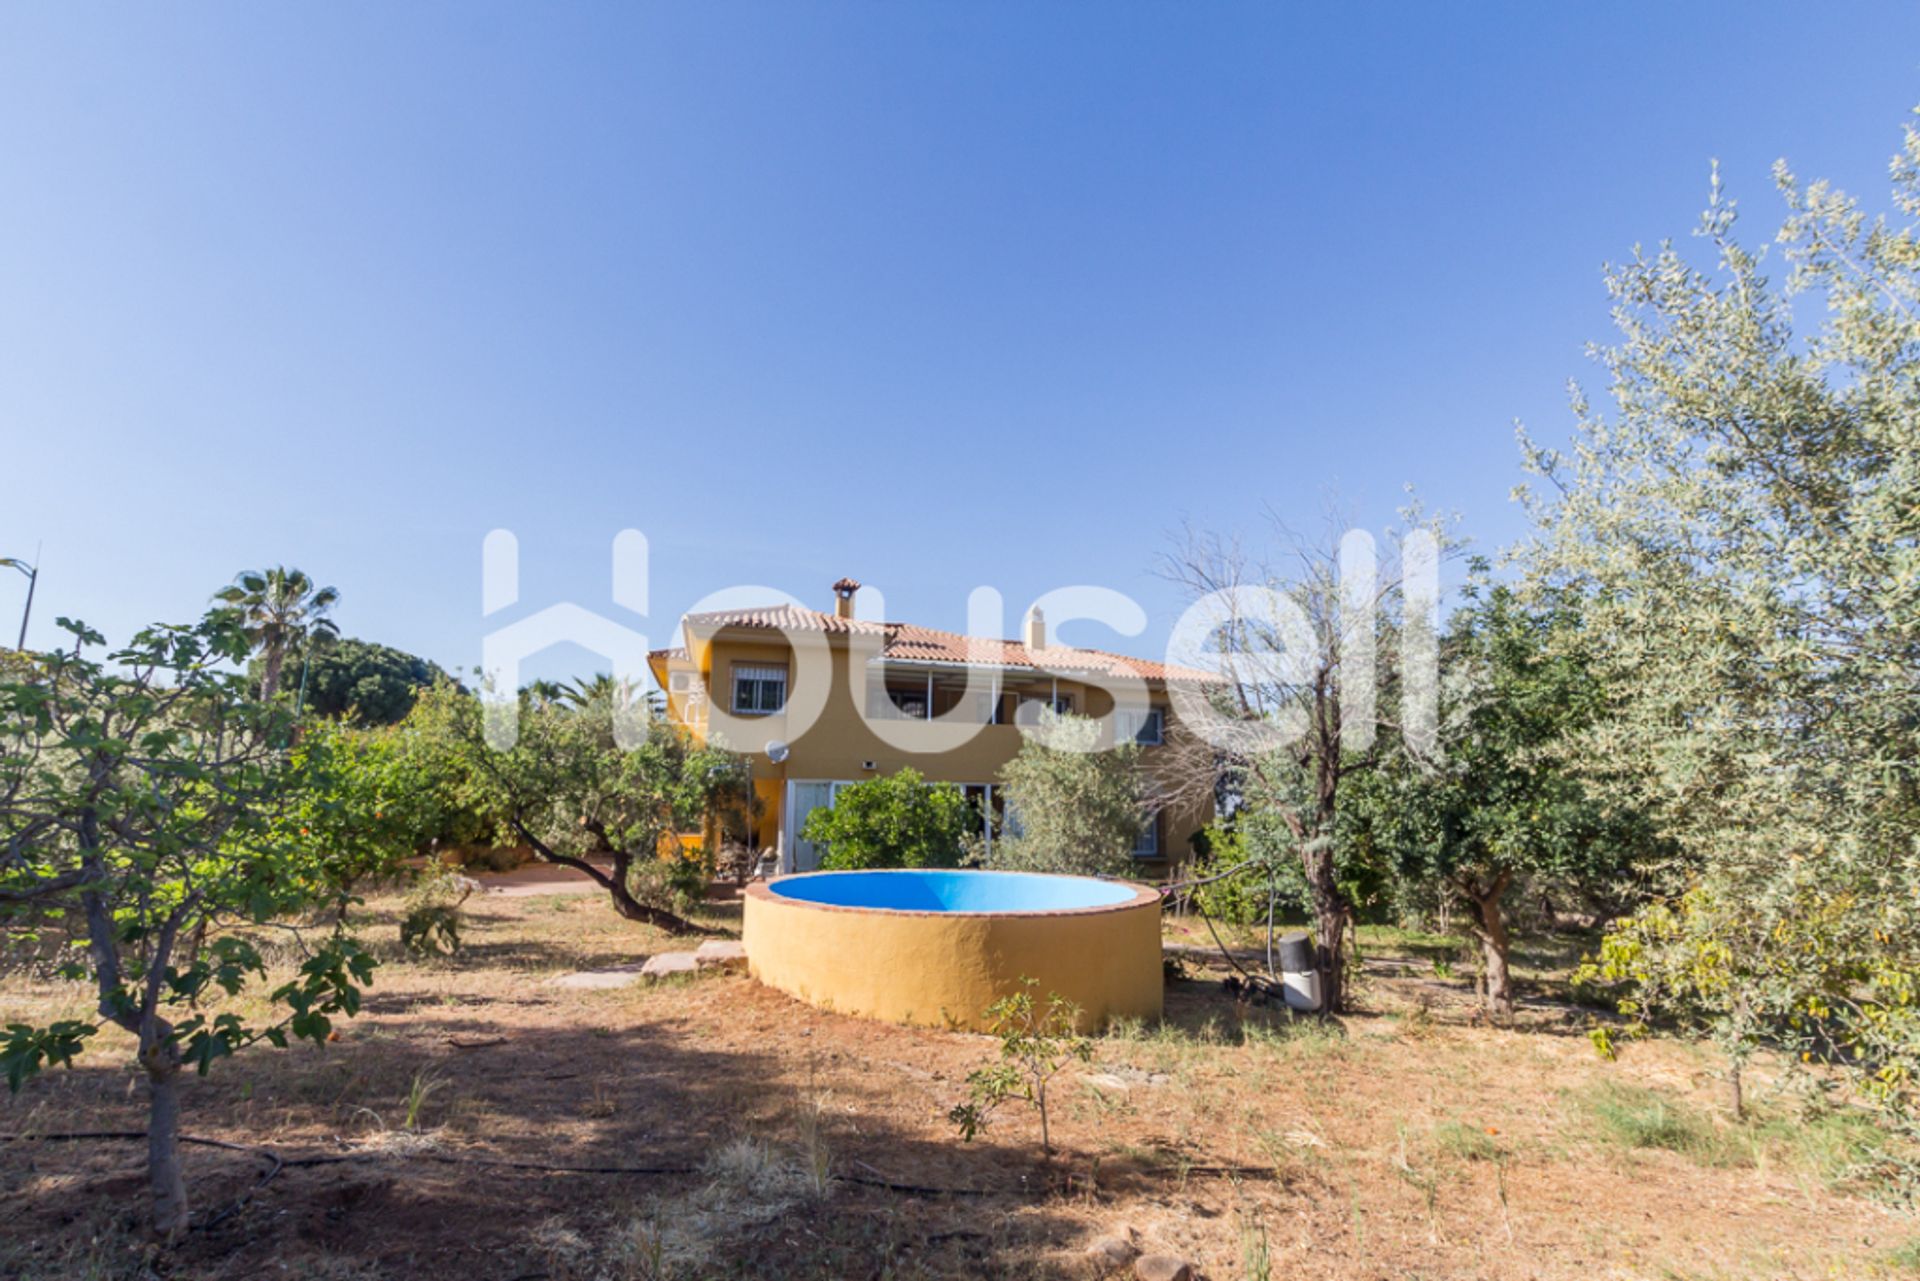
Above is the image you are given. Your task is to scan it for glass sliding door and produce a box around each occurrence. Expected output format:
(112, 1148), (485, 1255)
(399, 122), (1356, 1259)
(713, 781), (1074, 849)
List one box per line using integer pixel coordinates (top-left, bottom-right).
(788, 782), (835, 872)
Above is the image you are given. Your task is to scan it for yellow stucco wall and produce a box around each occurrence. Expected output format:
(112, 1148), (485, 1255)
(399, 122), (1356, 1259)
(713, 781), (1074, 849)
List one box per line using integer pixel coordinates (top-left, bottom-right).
(743, 879), (1164, 1032)
(657, 626), (1215, 864)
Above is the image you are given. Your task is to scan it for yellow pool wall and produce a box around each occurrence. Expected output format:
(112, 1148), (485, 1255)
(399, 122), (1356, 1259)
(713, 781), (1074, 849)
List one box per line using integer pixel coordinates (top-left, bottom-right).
(742, 877), (1164, 1033)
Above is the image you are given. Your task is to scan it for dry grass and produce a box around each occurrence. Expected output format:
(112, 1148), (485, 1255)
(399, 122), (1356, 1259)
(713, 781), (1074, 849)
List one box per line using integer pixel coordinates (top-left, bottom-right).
(1, 884), (1914, 1279)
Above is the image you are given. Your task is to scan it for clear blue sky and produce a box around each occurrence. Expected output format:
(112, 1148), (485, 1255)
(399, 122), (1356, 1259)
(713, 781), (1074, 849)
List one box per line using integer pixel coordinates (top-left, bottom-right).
(3, 5), (1917, 680)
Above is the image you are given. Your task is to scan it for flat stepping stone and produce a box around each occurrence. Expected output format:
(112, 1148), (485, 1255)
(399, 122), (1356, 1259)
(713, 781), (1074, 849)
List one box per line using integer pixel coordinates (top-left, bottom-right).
(693, 940), (747, 971)
(1134, 1256), (1194, 1281)
(547, 963), (647, 990)
(639, 952), (699, 980)
(1084, 1066), (1171, 1091)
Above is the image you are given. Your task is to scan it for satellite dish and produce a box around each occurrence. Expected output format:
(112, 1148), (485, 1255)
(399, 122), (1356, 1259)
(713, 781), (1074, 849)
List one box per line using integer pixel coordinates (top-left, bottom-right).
(766, 739), (790, 764)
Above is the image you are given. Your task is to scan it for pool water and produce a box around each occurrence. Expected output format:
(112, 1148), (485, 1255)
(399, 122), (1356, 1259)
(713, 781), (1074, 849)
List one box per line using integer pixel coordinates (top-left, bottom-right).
(766, 868), (1137, 914)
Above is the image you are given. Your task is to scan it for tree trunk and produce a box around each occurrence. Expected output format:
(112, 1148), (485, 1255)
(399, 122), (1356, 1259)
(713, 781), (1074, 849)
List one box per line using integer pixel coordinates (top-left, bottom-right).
(1479, 914), (1513, 1017)
(76, 805), (197, 1239)
(146, 1055), (190, 1239)
(510, 816), (702, 935)
(1303, 845), (1347, 1013)
(1463, 873), (1515, 1018)
(261, 646), (285, 701)
(606, 873), (702, 934)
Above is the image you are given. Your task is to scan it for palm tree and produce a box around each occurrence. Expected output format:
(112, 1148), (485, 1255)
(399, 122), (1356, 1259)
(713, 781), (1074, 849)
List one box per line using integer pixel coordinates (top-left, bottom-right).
(213, 567), (341, 700)
(557, 672), (625, 708)
(557, 672), (661, 717)
(521, 679), (569, 706)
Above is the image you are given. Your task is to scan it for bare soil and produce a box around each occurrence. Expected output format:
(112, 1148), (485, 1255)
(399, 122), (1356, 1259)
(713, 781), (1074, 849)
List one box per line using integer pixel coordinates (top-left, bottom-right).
(2, 881), (1913, 1280)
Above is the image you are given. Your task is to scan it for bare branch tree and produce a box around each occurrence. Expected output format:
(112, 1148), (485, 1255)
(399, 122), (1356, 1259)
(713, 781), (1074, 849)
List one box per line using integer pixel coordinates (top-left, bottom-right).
(1160, 505), (1452, 1013)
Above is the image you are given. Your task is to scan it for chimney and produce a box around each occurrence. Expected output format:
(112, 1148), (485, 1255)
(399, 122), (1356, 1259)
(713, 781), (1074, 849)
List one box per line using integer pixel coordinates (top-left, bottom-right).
(1023, 606), (1046, 650)
(831, 577), (861, 620)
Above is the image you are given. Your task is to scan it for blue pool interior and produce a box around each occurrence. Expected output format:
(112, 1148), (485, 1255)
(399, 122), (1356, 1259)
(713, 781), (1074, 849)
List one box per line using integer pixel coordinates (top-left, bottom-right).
(768, 869), (1138, 913)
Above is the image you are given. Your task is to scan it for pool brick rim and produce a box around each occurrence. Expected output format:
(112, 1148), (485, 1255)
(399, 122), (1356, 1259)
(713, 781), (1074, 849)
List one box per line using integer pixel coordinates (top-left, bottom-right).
(747, 869), (1161, 920)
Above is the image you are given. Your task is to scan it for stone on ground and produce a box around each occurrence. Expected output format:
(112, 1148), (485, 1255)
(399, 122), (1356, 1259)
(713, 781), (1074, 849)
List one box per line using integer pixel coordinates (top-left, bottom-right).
(639, 951), (700, 980)
(1133, 1255), (1193, 1281)
(1085, 1232), (1138, 1271)
(547, 963), (647, 990)
(693, 939), (747, 971)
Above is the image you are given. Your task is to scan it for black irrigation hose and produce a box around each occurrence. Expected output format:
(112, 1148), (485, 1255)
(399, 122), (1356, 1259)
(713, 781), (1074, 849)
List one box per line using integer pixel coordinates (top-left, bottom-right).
(1155, 856), (1261, 895)
(1187, 895), (1262, 985)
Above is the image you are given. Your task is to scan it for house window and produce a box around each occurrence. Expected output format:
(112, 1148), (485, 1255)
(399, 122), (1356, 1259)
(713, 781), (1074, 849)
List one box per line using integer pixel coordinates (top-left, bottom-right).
(1117, 708), (1164, 745)
(1132, 811), (1161, 859)
(867, 687), (931, 720)
(887, 687), (929, 720)
(731, 665), (787, 715)
(1016, 693), (1074, 724)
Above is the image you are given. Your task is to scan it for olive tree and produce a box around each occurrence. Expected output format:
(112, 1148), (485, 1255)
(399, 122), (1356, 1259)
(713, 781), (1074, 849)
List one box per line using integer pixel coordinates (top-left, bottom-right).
(1520, 120), (1920, 1120)
(0, 613), (376, 1239)
(989, 712), (1143, 877)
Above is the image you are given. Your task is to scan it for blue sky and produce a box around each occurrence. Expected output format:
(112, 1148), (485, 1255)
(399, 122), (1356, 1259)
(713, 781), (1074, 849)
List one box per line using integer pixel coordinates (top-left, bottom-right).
(3, 4), (1917, 680)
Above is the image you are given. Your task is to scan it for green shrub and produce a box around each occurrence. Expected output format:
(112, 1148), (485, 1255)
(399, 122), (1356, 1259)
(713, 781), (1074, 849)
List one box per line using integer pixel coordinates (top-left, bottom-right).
(1187, 816), (1317, 926)
(802, 769), (974, 870)
(627, 854), (711, 918)
(664, 842), (716, 905)
(1191, 827), (1264, 925)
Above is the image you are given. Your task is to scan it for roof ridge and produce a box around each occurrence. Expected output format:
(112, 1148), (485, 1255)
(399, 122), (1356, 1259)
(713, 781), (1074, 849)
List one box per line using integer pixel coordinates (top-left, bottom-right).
(680, 603), (1217, 682)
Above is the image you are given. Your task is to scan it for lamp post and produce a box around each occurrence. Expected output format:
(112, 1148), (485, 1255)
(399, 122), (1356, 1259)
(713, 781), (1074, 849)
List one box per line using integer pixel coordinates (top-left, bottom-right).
(0, 548), (39, 651)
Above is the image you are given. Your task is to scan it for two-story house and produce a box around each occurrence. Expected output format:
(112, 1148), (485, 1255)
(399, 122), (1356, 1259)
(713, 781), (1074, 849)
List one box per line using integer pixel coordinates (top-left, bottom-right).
(648, 578), (1216, 876)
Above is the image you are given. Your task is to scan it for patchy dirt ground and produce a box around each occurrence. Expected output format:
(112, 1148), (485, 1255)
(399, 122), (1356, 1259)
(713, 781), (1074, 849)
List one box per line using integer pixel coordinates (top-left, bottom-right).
(3, 881), (1915, 1280)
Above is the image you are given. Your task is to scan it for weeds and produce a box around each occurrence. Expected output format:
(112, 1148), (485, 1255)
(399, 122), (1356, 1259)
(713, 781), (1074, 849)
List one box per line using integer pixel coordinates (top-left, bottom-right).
(402, 1066), (446, 1131)
(1238, 1208), (1272, 1281)
(1398, 996), (1437, 1040)
(1392, 1124), (1445, 1241)
(793, 1054), (833, 1196)
(584, 1076), (618, 1119)
(612, 1214), (672, 1281)
(1577, 1081), (1744, 1166)
(1432, 1119), (1502, 1163)
(1751, 1105), (1894, 1190)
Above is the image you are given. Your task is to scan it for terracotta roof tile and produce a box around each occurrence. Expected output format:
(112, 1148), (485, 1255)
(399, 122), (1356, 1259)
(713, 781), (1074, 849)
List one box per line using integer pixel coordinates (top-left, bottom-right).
(682, 605), (1216, 684)
(684, 603), (887, 636)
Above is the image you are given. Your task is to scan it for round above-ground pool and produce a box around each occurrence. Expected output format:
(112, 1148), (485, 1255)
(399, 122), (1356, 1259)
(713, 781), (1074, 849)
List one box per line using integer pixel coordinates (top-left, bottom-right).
(743, 869), (1162, 1032)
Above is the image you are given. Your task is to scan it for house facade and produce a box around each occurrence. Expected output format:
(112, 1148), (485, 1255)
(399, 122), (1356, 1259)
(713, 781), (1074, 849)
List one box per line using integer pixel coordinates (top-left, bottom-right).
(648, 578), (1216, 876)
